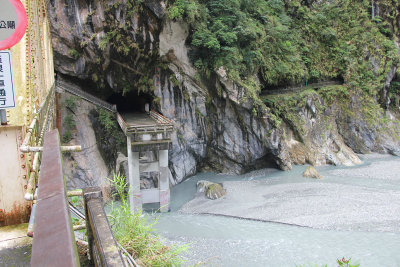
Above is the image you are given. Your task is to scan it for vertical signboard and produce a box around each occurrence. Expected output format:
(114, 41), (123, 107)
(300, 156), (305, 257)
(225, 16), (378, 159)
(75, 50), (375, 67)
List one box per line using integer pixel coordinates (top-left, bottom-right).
(0, 51), (15, 108)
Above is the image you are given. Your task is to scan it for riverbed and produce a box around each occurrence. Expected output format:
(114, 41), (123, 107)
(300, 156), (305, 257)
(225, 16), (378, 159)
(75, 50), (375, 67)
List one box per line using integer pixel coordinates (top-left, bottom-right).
(149, 154), (400, 266)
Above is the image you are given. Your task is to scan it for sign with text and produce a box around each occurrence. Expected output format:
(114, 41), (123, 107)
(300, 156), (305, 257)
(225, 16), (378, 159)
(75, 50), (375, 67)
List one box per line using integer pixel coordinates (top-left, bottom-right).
(0, 0), (27, 50)
(0, 51), (15, 108)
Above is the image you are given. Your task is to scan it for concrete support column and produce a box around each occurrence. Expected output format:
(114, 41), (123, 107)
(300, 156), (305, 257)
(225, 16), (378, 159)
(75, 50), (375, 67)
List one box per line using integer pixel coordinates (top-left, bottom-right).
(158, 149), (170, 212)
(127, 136), (142, 213)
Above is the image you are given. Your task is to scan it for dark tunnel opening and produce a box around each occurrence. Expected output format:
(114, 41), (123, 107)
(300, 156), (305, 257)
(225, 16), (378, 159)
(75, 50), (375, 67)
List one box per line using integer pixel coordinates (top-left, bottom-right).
(107, 91), (153, 113)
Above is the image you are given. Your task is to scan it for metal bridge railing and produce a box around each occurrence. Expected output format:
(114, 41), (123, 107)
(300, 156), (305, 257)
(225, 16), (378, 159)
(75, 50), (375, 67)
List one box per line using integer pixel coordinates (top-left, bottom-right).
(56, 79), (117, 113)
(30, 129), (80, 267)
(20, 83), (81, 204)
(21, 83), (56, 203)
(83, 187), (126, 267)
(30, 130), (130, 266)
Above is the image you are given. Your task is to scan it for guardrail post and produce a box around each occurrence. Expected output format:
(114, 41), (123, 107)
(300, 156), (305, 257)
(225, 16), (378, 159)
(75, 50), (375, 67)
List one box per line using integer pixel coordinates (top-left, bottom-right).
(83, 186), (126, 267)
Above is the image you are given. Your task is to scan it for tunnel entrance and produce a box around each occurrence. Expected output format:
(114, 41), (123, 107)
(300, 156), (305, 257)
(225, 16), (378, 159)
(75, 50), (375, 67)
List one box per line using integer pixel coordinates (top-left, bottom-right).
(107, 91), (153, 113)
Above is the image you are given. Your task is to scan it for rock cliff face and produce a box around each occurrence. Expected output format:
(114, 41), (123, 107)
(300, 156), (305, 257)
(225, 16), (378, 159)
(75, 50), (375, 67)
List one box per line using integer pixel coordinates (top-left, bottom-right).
(48, 1), (400, 185)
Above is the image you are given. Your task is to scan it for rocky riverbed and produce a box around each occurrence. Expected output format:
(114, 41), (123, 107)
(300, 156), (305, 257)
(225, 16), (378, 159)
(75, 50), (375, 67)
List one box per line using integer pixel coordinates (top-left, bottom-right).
(152, 154), (400, 266)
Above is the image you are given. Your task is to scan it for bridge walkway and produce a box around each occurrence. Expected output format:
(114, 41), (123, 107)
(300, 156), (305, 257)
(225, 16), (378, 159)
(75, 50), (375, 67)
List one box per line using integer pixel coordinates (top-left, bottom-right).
(0, 223), (32, 266)
(120, 112), (158, 126)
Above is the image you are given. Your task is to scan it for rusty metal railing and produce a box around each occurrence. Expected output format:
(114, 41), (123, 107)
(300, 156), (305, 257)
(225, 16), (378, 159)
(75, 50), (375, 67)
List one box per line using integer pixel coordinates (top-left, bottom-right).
(84, 187), (126, 267)
(21, 83), (56, 201)
(30, 129), (80, 267)
(69, 192), (138, 267)
(30, 130), (132, 266)
(21, 83), (81, 202)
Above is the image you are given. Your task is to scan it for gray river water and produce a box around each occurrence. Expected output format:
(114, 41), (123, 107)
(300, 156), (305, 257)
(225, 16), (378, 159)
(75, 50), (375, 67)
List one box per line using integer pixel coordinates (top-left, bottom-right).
(148, 154), (400, 267)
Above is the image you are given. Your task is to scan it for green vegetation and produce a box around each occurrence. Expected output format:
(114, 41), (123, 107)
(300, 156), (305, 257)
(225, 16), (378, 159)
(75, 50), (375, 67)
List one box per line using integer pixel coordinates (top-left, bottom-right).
(97, 108), (126, 151)
(68, 49), (80, 59)
(296, 257), (360, 267)
(92, 0), (157, 94)
(108, 173), (187, 266)
(262, 89), (318, 130)
(337, 257), (360, 267)
(98, 108), (123, 143)
(318, 85), (349, 105)
(62, 97), (77, 143)
(64, 96), (78, 110)
(90, 108), (126, 169)
(167, 0), (400, 108)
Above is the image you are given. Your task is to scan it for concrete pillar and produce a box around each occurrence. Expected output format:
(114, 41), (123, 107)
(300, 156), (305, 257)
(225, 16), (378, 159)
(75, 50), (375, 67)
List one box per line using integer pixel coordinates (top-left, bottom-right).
(127, 136), (142, 213)
(158, 149), (170, 212)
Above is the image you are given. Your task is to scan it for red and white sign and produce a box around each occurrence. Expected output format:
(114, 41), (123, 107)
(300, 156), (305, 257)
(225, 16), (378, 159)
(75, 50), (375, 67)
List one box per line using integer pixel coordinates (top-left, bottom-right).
(0, 0), (27, 50)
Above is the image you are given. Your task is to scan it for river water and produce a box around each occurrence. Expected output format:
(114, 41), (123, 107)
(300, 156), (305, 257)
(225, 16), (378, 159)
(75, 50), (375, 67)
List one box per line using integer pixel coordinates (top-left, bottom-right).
(148, 154), (400, 266)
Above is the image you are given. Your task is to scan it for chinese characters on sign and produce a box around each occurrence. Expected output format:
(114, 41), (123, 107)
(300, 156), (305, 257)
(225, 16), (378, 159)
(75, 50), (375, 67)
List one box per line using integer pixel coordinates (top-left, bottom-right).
(0, 51), (15, 108)
(0, 0), (27, 50)
(0, 20), (16, 29)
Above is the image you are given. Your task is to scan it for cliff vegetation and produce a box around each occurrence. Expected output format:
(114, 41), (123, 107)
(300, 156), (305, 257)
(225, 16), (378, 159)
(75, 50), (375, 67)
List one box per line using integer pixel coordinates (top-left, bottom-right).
(168, 0), (400, 107)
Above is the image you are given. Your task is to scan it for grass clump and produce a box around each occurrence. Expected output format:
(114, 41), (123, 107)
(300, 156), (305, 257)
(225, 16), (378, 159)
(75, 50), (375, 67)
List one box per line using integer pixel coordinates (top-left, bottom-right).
(108, 173), (187, 266)
(337, 257), (360, 267)
(297, 257), (360, 267)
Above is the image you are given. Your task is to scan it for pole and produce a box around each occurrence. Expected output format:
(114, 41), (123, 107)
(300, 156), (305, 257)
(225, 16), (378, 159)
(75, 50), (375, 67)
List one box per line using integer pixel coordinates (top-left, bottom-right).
(0, 109), (7, 125)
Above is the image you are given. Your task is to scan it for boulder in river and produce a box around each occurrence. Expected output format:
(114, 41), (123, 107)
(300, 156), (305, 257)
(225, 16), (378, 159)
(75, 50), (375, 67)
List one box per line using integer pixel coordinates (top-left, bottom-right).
(205, 183), (227, 200)
(197, 180), (213, 193)
(303, 166), (322, 179)
(197, 180), (227, 199)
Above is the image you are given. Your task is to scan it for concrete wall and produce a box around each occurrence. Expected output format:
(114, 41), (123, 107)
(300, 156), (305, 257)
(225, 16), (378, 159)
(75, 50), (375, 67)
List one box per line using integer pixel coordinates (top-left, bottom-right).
(0, 127), (29, 226)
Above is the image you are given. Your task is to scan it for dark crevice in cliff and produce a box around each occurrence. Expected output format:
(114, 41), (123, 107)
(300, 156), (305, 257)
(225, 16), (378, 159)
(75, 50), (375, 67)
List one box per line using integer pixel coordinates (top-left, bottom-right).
(57, 73), (111, 99)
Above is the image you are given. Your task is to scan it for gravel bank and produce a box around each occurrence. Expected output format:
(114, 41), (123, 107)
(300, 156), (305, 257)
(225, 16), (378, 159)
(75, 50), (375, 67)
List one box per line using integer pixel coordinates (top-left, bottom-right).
(180, 157), (400, 232)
